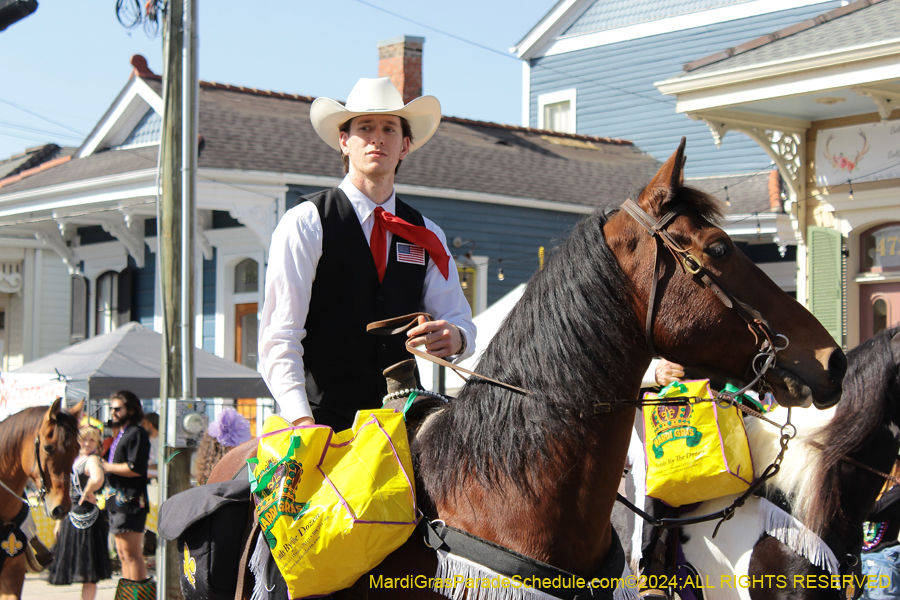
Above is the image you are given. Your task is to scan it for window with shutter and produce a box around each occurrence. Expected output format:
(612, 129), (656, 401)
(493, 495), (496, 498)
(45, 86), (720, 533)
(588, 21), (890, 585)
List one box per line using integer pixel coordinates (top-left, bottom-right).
(70, 275), (89, 344)
(807, 226), (843, 345)
(116, 266), (133, 328)
(95, 271), (118, 335)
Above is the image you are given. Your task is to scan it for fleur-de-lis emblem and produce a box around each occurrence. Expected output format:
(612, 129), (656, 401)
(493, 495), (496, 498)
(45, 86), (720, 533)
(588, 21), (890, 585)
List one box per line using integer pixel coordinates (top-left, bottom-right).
(183, 544), (197, 588)
(1, 533), (22, 557)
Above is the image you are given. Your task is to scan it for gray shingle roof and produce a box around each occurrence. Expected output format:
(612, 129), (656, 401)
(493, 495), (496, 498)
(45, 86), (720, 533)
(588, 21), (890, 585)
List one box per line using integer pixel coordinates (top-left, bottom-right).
(564, 0), (752, 38)
(0, 144), (75, 180)
(688, 170), (778, 214)
(0, 78), (664, 210)
(685, 0), (899, 74)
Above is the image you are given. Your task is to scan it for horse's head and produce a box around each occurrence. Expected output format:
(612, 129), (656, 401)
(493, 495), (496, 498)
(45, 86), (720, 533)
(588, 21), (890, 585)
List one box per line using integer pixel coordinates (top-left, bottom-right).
(34, 398), (83, 520)
(608, 139), (846, 409)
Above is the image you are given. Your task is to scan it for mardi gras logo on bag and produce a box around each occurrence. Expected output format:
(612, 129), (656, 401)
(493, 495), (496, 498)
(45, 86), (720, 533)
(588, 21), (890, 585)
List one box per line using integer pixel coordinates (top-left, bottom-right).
(649, 384), (702, 459)
(254, 439), (312, 549)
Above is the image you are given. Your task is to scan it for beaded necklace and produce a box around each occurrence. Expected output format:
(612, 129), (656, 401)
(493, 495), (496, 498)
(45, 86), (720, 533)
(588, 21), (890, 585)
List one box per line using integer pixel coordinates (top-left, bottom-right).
(863, 521), (888, 551)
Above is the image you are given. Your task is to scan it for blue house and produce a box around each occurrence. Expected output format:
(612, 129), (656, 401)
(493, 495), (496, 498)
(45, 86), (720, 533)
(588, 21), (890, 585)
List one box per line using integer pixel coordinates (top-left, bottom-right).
(514, 0), (845, 177)
(512, 0), (848, 294)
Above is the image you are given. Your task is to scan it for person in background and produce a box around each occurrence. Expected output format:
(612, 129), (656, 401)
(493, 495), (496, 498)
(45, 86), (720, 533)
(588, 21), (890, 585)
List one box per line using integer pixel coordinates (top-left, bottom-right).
(259, 77), (475, 432)
(141, 412), (159, 481)
(101, 390), (153, 596)
(48, 426), (111, 600)
(194, 408), (252, 485)
(861, 459), (900, 600)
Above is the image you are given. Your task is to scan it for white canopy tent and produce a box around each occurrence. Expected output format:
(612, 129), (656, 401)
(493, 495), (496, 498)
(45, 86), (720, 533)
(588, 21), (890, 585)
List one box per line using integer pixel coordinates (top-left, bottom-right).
(5, 322), (271, 403)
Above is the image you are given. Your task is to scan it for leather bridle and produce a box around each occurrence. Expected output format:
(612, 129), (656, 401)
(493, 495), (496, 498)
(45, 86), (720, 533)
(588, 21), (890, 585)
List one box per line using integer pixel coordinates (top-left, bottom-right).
(31, 436), (51, 504)
(620, 198), (788, 399)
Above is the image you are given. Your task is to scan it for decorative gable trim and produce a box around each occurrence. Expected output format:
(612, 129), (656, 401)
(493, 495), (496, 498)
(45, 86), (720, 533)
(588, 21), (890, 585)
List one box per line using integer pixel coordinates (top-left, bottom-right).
(513, 0), (594, 60)
(77, 78), (163, 159)
(525, 0), (832, 59)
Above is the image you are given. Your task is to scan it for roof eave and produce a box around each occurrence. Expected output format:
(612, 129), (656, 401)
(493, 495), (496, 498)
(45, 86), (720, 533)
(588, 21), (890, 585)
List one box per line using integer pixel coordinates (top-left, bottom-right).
(77, 77), (164, 159)
(656, 39), (900, 113)
(512, 0), (593, 60)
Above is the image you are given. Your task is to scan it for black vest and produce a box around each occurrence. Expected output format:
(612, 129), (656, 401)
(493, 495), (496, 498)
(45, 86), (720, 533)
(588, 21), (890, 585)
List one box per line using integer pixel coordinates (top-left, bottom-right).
(303, 188), (428, 424)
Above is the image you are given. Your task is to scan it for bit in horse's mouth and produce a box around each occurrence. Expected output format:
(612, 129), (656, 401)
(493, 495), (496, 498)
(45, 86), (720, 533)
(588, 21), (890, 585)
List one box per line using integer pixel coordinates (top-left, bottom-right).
(765, 366), (815, 409)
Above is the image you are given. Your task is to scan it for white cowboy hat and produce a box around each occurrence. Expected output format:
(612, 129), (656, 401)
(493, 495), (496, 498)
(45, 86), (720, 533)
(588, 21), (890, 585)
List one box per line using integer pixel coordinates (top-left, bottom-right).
(310, 77), (441, 154)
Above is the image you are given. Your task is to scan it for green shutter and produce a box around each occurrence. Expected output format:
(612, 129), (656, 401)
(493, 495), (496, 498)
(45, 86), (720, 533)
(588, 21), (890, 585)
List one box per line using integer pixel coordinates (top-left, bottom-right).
(807, 226), (843, 345)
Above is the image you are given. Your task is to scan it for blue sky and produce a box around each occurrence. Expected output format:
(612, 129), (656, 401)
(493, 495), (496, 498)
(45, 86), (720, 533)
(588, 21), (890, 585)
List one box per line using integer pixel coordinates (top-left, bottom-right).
(0, 0), (556, 161)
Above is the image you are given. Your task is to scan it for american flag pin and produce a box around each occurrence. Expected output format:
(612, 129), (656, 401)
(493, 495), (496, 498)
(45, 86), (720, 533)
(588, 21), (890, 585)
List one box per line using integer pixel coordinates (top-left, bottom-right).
(397, 243), (426, 266)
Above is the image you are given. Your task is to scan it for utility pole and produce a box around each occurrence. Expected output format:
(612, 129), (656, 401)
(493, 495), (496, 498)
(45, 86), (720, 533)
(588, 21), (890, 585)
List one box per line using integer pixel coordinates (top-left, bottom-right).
(157, 0), (198, 597)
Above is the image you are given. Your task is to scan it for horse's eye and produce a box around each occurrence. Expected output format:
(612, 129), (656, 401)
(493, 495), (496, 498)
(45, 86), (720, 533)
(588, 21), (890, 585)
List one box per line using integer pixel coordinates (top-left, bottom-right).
(43, 444), (55, 455)
(705, 241), (731, 260)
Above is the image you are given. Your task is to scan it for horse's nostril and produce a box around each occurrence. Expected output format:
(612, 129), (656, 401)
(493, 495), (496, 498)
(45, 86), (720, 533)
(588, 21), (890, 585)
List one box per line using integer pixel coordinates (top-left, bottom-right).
(828, 348), (848, 385)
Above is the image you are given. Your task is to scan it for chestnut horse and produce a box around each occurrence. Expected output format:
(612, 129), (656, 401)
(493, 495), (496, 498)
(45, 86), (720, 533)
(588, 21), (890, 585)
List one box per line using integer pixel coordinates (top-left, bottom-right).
(0, 398), (82, 599)
(209, 141), (846, 599)
(680, 325), (900, 600)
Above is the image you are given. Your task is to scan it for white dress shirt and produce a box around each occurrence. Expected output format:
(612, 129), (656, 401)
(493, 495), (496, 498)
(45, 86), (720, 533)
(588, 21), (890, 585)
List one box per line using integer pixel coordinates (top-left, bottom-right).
(259, 176), (476, 423)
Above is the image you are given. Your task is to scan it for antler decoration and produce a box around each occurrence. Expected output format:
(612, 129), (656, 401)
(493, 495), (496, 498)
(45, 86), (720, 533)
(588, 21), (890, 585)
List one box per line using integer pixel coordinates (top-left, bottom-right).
(823, 131), (870, 173)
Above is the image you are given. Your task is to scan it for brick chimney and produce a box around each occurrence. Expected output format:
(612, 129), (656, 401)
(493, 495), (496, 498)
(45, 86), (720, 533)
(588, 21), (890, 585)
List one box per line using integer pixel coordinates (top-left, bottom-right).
(378, 36), (424, 104)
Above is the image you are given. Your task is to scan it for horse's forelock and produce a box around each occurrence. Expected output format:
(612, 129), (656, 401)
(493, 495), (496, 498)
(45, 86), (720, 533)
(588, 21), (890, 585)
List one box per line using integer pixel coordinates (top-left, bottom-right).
(54, 409), (80, 450)
(670, 186), (724, 225)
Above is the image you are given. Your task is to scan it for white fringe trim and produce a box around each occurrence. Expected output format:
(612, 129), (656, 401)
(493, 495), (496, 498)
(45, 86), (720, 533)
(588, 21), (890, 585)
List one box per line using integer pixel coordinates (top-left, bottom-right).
(433, 550), (640, 600)
(627, 426), (646, 574)
(757, 497), (839, 575)
(249, 531), (270, 600)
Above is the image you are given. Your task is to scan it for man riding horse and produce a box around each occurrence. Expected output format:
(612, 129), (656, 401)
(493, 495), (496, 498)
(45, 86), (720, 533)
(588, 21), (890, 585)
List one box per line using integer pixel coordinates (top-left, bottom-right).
(258, 76), (476, 432)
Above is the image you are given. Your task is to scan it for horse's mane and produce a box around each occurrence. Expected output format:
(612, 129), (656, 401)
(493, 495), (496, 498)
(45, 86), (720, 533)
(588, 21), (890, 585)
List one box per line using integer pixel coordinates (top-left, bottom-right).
(0, 405), (79, 477)
(417, 186), (725, 503)
(750, 325), (900, 535)
(417, 209), (649, 503)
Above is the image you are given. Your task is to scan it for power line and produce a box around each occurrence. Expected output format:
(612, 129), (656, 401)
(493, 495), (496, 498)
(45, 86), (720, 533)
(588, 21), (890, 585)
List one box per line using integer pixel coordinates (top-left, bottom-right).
(0, 97), (88, 137)
(0, 130), (57, 144)
(350, 0), (676, 108)
(0, 120), (84, 142)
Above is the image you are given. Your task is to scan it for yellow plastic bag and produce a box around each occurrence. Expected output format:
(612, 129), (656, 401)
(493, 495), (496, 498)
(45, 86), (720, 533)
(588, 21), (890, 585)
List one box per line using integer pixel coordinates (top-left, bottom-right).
(248, 409), (417, 598)
(643, 380), (753, 507)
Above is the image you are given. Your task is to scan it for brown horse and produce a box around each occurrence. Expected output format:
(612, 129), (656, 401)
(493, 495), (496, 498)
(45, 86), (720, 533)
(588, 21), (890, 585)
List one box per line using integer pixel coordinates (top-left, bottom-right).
(209, 140), (846, 599)
(0, 398), (82, 599)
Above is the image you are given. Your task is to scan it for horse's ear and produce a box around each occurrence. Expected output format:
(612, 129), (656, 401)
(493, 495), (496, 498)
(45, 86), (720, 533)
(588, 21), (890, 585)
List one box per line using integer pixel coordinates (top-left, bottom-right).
(46, 397), (63, 421)
(68, 399), (85, 422)
(637, 137), (687, 216)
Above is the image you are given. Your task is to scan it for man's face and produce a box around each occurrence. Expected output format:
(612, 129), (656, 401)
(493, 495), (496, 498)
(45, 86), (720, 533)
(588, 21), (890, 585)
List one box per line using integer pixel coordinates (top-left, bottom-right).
(339, 115), (409, 179)
(109, 400), (130, 427)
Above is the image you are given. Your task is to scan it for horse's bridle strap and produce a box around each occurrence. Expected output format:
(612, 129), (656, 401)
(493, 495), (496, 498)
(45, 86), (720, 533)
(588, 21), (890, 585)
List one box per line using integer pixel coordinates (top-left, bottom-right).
(620, 198), (780, 364)
(32, 436), (50, 502)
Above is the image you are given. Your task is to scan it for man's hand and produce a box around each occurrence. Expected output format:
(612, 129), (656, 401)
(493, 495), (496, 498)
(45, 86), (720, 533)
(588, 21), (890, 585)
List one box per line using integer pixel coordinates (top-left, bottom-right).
(407, 315), (462, 358)
(655, 359), (685, 387)
(292, 417), (315, 427)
